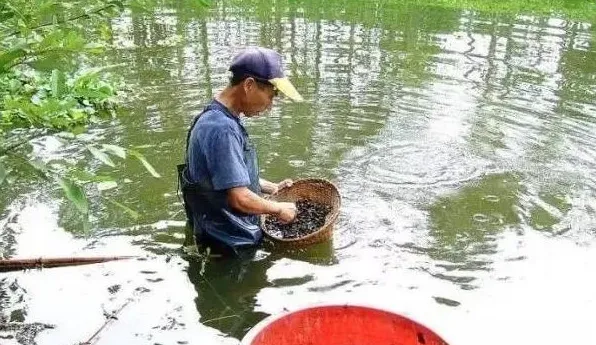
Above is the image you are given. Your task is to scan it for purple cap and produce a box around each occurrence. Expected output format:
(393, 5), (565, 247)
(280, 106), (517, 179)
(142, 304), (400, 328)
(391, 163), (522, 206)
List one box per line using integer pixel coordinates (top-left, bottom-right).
(229, 47), (303, 101)
(230, 47), (284, 80)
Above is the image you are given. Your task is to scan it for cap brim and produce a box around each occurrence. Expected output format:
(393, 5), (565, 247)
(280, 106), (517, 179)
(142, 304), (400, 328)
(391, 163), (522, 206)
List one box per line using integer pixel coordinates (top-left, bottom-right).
(269, 78), (303, 102)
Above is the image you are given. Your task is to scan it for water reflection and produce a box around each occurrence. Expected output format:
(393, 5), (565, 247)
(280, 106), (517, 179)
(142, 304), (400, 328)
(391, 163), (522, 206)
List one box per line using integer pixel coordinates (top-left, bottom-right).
(186, 240), (336, 339)
(187, 255), (272, 339)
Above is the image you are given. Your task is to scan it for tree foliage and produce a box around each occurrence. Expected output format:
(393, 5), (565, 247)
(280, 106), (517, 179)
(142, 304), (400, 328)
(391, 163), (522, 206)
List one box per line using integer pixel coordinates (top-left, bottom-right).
(0, 0), (162, 227)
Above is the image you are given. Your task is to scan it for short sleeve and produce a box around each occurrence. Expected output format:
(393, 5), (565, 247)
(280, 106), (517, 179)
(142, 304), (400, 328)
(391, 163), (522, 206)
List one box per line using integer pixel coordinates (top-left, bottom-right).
(204, 129), (251, 191)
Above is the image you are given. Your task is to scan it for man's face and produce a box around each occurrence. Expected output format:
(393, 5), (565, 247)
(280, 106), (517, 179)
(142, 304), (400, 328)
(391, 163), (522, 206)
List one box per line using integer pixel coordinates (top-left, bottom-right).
(242, 77), (278, 116)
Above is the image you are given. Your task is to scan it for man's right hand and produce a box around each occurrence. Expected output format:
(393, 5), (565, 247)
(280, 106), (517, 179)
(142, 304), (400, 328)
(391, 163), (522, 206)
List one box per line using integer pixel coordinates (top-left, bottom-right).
(275, 202), (297, 224)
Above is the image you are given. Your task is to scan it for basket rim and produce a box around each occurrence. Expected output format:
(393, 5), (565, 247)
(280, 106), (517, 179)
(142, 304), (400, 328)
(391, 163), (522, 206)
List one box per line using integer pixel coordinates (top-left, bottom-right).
(262, 178), (341, 243)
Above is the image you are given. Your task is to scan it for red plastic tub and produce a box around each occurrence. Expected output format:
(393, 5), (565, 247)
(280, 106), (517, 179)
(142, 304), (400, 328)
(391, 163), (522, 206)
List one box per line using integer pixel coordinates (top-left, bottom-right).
(241, 304), (449, 345)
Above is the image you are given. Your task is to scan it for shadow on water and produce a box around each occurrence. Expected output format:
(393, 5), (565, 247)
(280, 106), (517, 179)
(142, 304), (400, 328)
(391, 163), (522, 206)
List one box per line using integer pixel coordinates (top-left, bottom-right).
(185, 239), (336, 339)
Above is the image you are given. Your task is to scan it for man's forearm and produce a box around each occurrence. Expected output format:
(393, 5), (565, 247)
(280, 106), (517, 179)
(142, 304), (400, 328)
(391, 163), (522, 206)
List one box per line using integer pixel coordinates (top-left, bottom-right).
(259, 178), (277, 194)
(228, 186), (280, 215)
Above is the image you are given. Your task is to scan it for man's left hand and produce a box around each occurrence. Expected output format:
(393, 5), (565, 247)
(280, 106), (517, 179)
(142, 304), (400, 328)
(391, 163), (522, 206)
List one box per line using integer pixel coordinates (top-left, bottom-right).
(276, 179), (293, 192)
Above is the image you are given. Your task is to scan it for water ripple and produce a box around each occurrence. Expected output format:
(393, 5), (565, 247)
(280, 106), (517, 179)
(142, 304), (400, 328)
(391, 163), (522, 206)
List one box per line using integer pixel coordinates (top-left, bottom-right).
(349, 142), (485, 189)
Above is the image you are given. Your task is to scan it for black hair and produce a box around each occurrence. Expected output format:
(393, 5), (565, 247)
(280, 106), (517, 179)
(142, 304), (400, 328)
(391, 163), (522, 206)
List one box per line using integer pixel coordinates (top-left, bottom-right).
(230, 73), (247, 86)
(229, 73), (272, 87)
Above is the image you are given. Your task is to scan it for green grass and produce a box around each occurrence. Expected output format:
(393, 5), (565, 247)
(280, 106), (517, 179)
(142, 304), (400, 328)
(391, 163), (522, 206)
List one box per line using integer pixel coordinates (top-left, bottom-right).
(408, 0), (596, 20)
(226, 0), (596, 23)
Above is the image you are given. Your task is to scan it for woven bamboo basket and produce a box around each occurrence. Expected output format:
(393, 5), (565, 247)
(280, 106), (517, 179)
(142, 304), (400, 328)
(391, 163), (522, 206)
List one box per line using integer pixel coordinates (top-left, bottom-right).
(261, 178), (341, 249)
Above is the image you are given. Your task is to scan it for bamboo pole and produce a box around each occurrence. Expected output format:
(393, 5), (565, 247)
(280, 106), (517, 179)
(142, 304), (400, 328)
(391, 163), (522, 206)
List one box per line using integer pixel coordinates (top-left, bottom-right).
(0, 256), (136, 272)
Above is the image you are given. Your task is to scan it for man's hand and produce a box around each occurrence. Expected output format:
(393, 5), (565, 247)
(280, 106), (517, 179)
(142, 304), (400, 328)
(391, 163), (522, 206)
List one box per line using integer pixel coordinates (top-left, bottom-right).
(260, 178), (294, 195)
(276, 179), (293, 192)
(275, 201), (297, 224)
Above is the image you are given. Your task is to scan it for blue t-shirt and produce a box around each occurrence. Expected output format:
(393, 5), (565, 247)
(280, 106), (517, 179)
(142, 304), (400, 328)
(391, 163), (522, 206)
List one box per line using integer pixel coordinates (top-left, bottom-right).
(187, 100), (251, 190)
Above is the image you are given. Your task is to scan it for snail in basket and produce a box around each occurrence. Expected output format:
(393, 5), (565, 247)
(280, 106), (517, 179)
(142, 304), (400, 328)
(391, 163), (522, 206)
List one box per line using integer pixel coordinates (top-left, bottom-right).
(263, 200), (332, 239)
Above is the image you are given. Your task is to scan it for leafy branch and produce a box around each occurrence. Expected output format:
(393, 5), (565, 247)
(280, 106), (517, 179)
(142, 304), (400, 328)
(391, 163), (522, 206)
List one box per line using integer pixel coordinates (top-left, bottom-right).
(0, 0), (165, 229)
(6, 1), (124, 38)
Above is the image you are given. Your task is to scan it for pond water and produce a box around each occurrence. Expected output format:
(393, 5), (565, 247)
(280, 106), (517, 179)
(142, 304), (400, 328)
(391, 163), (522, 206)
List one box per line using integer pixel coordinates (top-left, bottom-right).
(1, 1), (596, 344)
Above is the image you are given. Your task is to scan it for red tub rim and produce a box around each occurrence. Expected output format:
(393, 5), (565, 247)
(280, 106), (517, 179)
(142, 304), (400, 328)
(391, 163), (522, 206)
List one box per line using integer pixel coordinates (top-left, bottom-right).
(240, 303), (450, 345)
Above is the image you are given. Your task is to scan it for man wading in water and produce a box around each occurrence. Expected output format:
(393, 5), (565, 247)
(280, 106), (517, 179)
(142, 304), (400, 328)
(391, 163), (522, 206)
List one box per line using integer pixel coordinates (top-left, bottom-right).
(178, 47), (303, 256)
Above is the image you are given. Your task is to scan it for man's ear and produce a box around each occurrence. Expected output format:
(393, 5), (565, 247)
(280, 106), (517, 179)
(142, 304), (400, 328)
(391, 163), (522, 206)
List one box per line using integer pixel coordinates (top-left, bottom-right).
(243, 77), (256, 92)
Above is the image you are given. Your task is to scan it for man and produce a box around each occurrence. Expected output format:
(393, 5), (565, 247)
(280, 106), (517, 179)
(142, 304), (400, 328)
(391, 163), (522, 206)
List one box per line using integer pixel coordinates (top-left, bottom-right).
(178, 47), (303, 256)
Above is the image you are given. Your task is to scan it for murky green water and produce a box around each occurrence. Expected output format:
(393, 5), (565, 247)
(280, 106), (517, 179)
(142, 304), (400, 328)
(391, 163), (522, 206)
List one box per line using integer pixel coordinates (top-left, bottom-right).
(2, 1), (596, 344)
